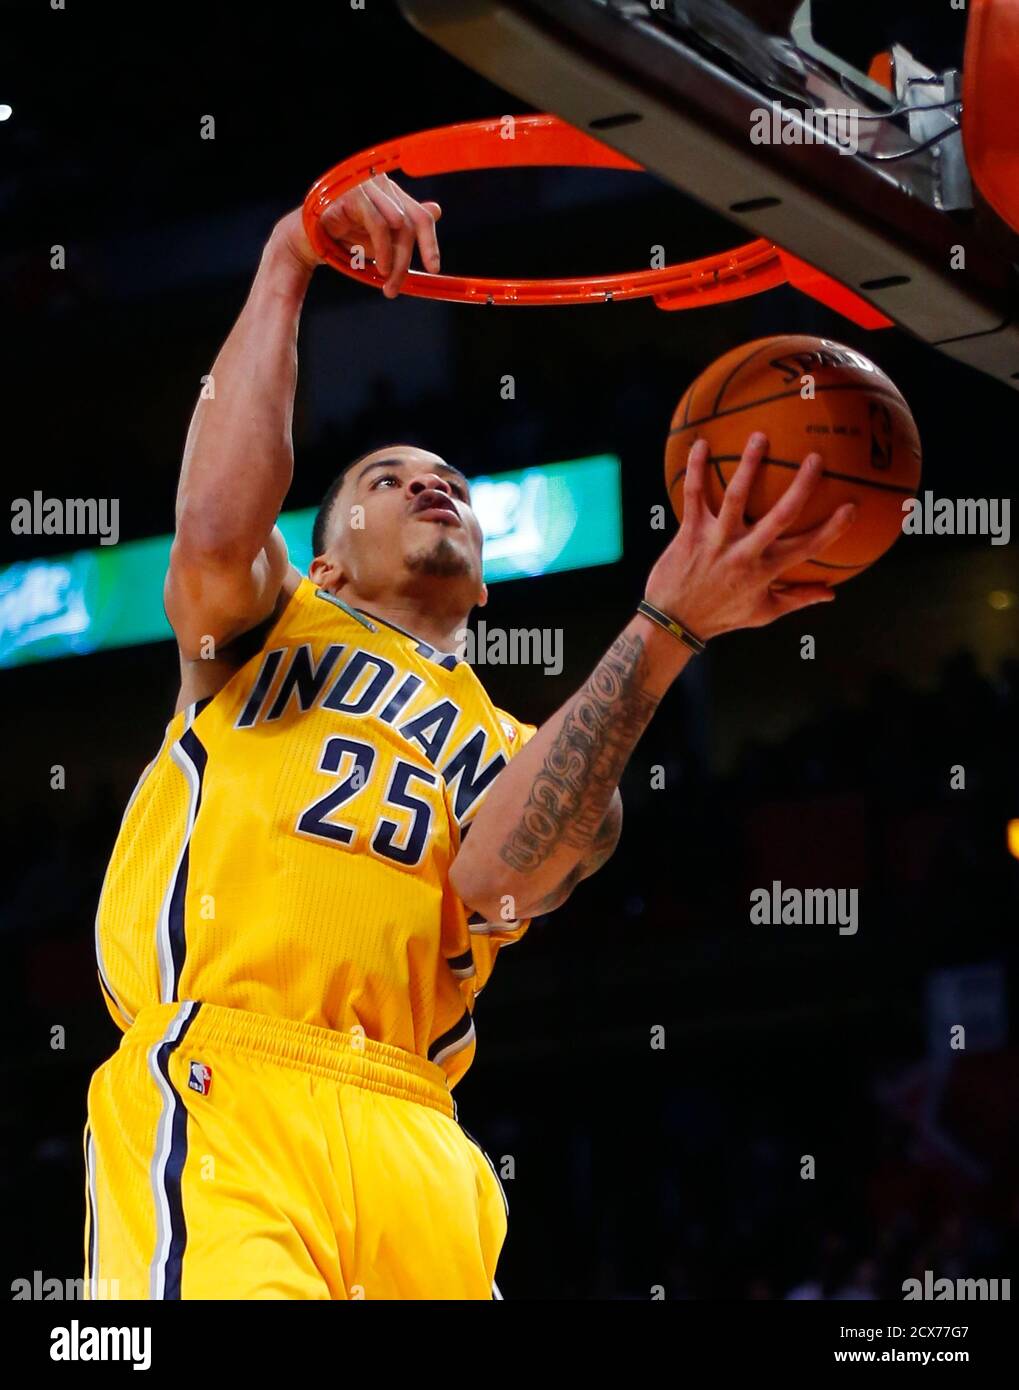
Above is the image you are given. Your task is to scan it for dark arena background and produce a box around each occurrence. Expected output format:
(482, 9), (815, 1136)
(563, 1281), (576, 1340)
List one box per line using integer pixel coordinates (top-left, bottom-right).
(2, 0), (1017, 1323)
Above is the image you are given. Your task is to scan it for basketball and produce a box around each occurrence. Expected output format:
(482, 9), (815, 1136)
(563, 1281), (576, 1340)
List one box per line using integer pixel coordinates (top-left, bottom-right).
(664, 335), (922, 585)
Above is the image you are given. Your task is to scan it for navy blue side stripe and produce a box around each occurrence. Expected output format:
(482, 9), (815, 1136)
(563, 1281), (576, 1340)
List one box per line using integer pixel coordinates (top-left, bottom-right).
(428, 1008), (475, 1065)
(84, 1125), (97, 1294)
(152, 1001), (202, 1300)
(166, 727), (207, 1001)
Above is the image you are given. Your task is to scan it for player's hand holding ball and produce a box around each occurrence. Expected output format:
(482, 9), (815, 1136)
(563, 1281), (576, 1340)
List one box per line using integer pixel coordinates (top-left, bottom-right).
(645, 431), (856, 640)
(273, 175), (442, 297)
(649, 335), (922, 641)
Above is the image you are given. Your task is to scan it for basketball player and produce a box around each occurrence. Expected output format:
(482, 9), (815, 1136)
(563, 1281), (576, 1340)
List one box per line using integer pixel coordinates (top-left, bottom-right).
(84, 174), (855, 1299)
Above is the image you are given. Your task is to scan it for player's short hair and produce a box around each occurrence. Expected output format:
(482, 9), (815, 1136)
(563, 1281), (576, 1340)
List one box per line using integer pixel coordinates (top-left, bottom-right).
(311, 449), (381, 558)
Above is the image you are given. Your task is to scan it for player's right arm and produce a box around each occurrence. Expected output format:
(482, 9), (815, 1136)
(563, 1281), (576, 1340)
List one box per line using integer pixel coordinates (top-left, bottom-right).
(164, 179), (442, 659)
(450, 433), (857, 921)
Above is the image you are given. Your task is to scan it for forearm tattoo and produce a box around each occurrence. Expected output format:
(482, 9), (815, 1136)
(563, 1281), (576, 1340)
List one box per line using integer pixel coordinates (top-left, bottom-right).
(528, 801), (623, 916)
(499, 632), (658, 874)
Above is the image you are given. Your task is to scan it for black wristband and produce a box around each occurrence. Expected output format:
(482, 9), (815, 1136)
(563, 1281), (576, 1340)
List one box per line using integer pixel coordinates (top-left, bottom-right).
(636, 599), (707, 655)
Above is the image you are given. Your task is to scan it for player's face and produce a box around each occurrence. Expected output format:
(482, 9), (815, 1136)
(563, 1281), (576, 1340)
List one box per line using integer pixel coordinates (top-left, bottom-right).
(326, 446), (486, 603)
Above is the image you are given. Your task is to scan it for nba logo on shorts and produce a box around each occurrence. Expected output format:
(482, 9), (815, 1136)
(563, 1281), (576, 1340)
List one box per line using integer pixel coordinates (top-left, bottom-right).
(188, 1061), (212, 1095)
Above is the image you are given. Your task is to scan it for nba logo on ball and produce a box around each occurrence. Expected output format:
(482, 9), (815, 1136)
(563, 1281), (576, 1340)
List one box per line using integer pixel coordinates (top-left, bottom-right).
(188, 1061), (213, 1095)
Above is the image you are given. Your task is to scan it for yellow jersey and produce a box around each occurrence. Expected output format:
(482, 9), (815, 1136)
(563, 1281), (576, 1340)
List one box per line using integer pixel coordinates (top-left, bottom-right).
(95, 576), (536, 1089)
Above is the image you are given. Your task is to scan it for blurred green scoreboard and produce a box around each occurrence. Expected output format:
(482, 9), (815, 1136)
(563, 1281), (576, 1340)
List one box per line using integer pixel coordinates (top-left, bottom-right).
(0, 454), (622, 669)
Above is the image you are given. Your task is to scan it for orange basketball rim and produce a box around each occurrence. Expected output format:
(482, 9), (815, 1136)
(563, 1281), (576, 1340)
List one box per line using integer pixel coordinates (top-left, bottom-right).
(302, 114), (891, 327)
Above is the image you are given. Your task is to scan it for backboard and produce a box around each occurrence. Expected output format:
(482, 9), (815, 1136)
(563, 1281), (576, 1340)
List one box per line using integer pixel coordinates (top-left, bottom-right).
(398, 0), (1019, 391)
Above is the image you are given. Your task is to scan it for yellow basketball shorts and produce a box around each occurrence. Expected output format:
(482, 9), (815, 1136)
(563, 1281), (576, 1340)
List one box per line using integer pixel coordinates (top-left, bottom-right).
(83, 1001), (508, 1300)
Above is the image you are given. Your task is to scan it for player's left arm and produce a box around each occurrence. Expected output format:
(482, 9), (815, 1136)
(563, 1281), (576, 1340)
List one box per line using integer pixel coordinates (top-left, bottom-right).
(521, 790), (623, 915)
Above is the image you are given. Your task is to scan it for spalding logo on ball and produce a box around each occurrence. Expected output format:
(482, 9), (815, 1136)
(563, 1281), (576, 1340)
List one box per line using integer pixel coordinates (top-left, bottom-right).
(665, 335), (922, 584)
